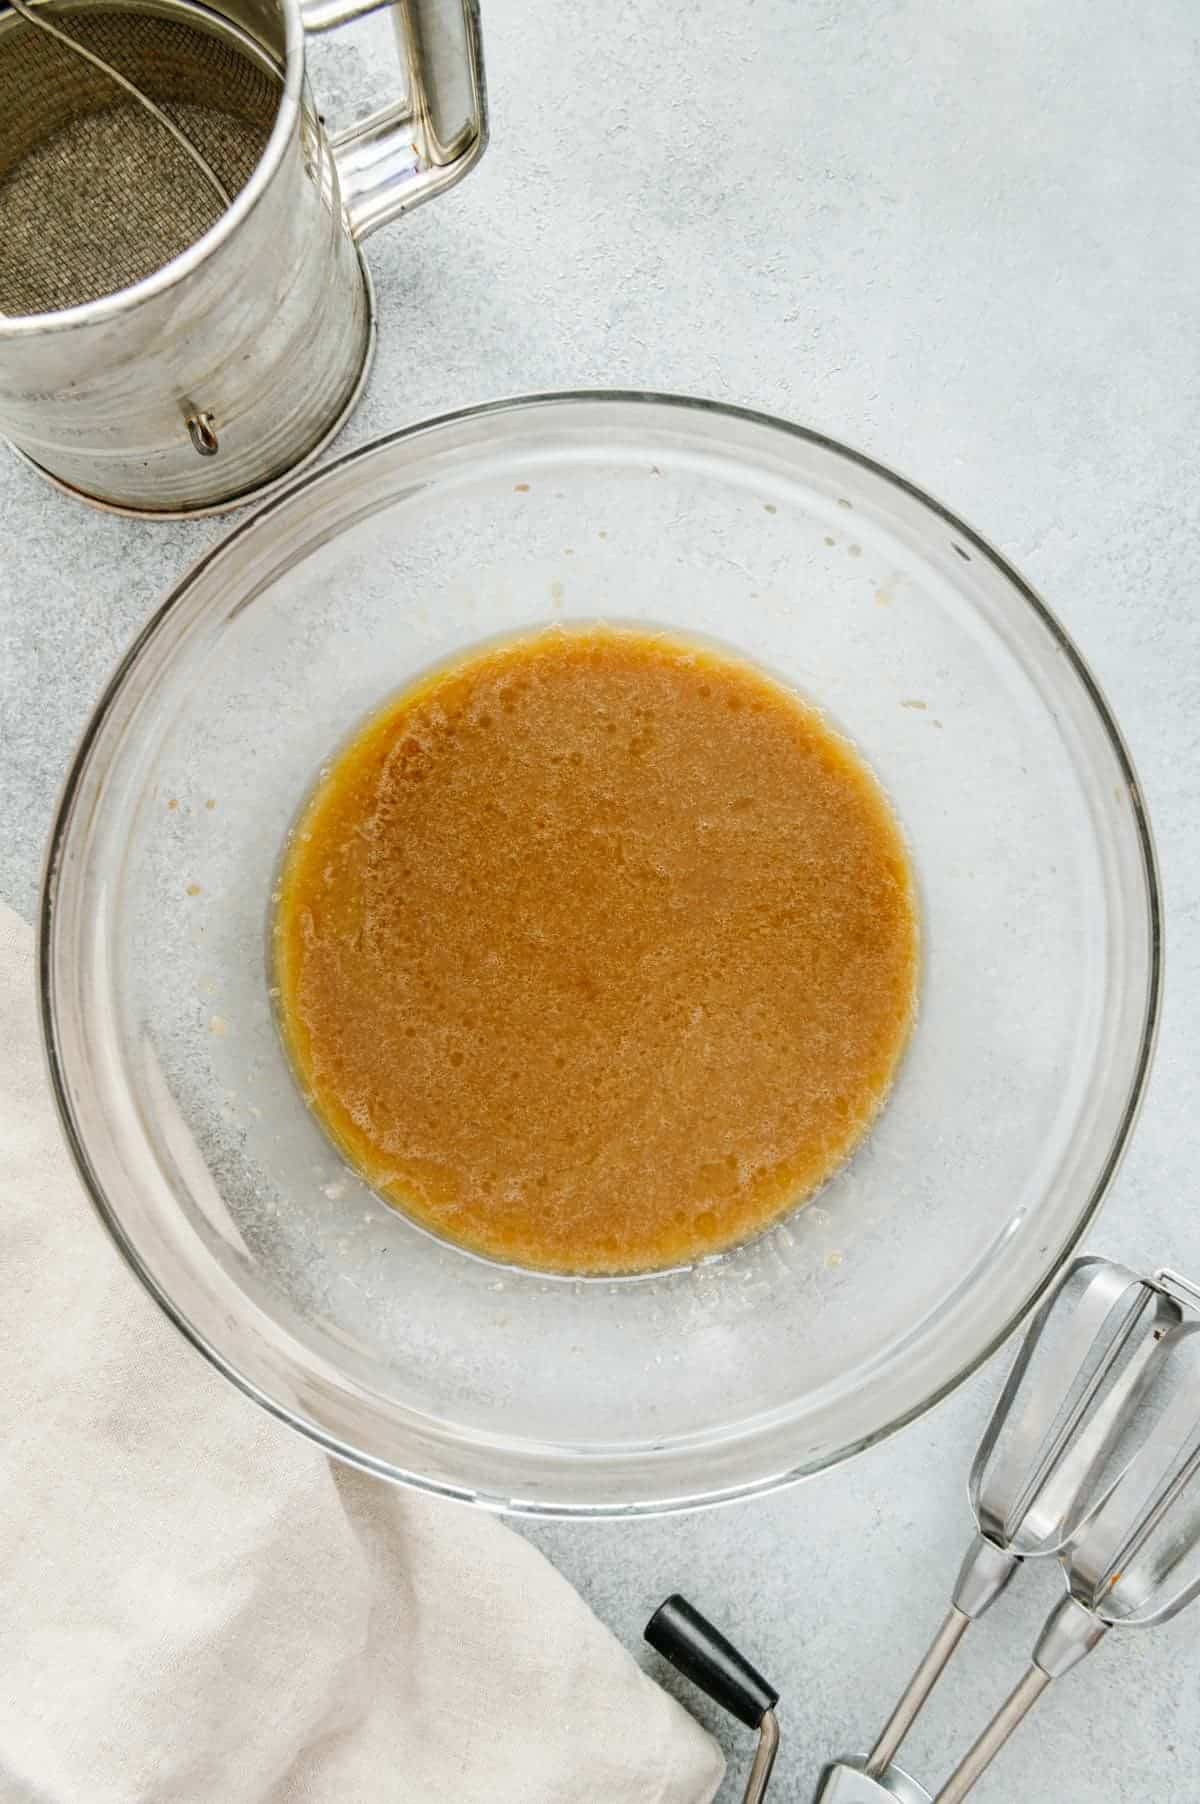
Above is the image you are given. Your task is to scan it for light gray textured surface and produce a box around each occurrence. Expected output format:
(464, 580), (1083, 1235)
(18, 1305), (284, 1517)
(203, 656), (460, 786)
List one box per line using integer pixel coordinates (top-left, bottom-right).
(2, 1), (1199, 1799)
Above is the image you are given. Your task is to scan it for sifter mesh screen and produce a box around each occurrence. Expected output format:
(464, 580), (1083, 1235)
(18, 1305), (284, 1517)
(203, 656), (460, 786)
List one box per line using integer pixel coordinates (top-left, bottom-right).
(0, 6), (281, 314)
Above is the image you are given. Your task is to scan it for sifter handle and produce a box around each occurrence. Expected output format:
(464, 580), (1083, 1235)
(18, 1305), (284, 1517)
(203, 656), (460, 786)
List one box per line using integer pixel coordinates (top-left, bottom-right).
(645, 1594), (779, 1730)
(299, 0), (487, 240)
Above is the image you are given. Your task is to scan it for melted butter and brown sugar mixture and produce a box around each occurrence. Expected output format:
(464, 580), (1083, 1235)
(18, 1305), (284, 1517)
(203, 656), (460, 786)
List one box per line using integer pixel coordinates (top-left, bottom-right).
(274, 628), (919, 1273)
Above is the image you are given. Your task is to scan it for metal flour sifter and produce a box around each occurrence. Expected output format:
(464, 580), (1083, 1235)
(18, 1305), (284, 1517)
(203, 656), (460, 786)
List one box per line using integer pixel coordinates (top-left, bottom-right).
(0, 0), (487, 512)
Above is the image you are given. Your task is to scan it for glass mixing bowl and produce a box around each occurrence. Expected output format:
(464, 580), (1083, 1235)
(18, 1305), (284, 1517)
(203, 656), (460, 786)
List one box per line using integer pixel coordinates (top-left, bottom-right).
(41, 394), (1161, 1515)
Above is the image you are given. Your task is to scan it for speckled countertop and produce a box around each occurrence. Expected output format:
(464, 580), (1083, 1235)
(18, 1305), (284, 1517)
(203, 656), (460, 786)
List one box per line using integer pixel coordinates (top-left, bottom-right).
(3, 2), (1200, 1798)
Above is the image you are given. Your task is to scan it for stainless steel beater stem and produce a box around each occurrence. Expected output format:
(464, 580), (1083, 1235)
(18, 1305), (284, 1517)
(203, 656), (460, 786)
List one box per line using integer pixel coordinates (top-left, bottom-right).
(866, 1532), (1018, 1780)
(932, 1595), (1109, 1802)
(865, 1609), (968, 1777)
(931, 1666), (1050, 1804)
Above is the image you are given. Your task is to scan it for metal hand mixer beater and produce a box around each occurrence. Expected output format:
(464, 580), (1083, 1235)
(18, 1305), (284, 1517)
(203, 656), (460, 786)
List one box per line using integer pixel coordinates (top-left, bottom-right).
(929, 1295), (1200, 1802)
(644, 1257), (1200, 1802)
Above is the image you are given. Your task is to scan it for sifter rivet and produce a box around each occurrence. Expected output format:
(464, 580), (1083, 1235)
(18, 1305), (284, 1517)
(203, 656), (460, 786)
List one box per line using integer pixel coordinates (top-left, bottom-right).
(186, 412), (219, 457)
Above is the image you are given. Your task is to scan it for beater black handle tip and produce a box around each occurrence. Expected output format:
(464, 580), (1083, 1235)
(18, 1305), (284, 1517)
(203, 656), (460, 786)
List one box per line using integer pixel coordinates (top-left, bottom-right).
(645, 1593), (779, 1729)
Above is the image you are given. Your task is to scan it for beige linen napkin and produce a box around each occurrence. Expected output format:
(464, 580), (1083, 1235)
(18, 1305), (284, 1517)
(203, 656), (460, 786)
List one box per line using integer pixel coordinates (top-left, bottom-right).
(0, 901), (724, 1804)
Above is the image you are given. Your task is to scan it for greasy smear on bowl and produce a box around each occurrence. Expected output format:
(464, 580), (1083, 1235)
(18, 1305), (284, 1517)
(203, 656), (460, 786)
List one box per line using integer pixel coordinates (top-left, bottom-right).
(274, 626), (919, 1274)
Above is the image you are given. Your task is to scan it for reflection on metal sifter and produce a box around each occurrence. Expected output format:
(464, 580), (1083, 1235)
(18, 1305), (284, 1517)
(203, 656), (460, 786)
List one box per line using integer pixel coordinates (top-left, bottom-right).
(0, 0), (486, 512)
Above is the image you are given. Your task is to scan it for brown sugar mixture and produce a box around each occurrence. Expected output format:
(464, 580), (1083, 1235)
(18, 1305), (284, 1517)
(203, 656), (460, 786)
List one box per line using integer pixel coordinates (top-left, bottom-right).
(274, 627), (919, 1274)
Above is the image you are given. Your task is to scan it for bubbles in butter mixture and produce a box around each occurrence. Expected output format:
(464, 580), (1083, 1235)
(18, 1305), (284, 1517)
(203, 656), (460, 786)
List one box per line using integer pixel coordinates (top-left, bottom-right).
(274, 626), (919, 1274)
